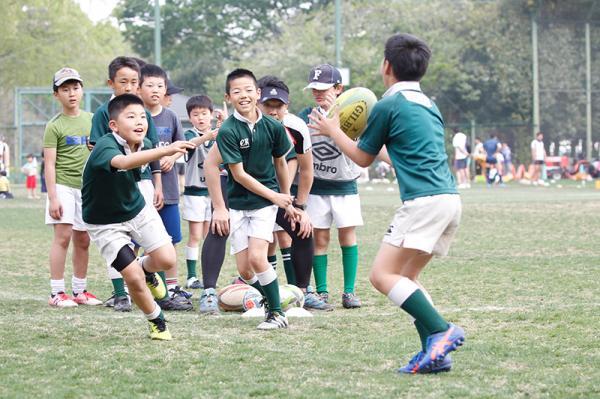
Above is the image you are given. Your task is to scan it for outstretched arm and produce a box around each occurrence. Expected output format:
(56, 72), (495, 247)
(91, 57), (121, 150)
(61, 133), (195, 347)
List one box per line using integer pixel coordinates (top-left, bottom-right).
(111, 141), (194, 170)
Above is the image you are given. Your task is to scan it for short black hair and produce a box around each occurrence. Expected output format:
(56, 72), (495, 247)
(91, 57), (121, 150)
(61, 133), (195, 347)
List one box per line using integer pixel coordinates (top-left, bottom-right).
(257, 75), (289, 94)
(108, 94), (144, 121)
(108, 56), (141, 81)
(131, 57), (147, 69)
(384, 33), (431, 82)
(52, 79), (83, 93)
(140, 64), (167, 85)
(225, 68), (257, 94)
(186, 95), (214, 115)
(0, 170), (6, 177)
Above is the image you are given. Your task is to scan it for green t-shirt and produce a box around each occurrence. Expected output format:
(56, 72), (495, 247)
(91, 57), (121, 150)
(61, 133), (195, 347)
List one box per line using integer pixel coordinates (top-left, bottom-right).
(43, 111), (93, 189)
(82, 133), (145, 224)
(357, 83), (457, 202)
(216, 112), (291, 210)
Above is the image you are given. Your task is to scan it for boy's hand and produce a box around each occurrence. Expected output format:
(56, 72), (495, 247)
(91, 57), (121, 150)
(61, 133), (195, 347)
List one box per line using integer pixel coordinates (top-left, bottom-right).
(308, 106), (341, 138)
(160, 156), (175, 172)
(153, 188), (164, 210)
(322, 91), (337, 112)
(208, 128), (218, 140)
(211, 207), (229, 236)
(271, 192), (293, 209)
(164, 140), (195, 157)
(48, 197), (63, 220)
(289, 208), (313, 239)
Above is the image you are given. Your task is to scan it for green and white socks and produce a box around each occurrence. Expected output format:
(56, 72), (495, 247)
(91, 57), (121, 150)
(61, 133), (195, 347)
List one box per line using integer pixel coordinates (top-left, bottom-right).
(185, 245), (199, 281)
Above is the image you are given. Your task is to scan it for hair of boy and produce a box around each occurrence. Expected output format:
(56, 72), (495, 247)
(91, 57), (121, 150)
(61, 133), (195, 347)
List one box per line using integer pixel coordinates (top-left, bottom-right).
(131, 57), (147, 69)
(186, 95), (214, 115)
(257, 75), (289, 94)
(225, 68), (258, 94)
(140, 64), (167, 85)
(52, 79), (83, 93)
(108, 93), (145, 121)
(0, 170), (6, 177)
(384, 33), (431, 82)
(108, 56), (141, 81)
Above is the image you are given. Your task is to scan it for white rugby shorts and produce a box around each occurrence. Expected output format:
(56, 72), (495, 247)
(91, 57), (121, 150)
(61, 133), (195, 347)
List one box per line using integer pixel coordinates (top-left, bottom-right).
(45, 184), (86, 231)
(181, 195), (212, 222)
(306, 193), (363, 229)
(229, 205), (278, 254)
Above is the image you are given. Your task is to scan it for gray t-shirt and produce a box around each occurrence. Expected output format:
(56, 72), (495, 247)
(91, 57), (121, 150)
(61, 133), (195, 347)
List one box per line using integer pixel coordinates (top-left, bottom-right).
(153, 107), (184, 204)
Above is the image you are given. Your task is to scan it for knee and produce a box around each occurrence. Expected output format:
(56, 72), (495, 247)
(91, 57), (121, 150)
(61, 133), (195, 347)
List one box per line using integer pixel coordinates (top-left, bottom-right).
(154, 247), (177, 271)
(54, 232), (71, 248)
(369, 269), (383, 291)
(74, 233), (90, 250)
(126, 273), (146, 294)
(247, 252), (265, 270)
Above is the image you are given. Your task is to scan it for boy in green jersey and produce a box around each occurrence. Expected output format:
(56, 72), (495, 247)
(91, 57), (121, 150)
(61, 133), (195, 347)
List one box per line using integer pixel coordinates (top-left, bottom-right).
(308, 33), (465, 373)
(44, 68), (101, 308)
(206, 69), (295, 329)
(82, 94), (194, 340)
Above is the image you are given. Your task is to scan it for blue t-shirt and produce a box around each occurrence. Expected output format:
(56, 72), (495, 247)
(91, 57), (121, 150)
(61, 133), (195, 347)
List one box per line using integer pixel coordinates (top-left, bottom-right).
(153, 107), (184, 204)
(483, 138), (499, 162)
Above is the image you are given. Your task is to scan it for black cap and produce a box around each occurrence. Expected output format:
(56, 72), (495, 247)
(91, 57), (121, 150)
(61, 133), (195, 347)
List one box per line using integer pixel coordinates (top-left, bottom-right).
(166, 79), (184, 95)
(260, 86), (289, 104)
(304, 64), (342, 90)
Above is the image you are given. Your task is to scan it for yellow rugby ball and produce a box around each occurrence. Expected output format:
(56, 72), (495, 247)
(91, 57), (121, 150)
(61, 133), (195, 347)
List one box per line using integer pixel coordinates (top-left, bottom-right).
(329, 87), (378, 139)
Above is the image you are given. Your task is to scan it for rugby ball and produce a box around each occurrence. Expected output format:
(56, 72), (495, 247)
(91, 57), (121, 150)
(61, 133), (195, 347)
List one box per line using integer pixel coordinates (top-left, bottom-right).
(242, 287), (263, 311)
(329, 87), (378, 139)
(217, 284), (260, 312)
(280, 284), (305, 310)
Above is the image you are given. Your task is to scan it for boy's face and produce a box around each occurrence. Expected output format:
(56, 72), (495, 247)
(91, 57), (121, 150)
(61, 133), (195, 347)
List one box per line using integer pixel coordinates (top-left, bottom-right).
(258, 99), (287, 121)
(139, 76), (166, 108)
(54, 81), (83, 110)
(311, 86), (342, 109)
(108, 67), (140, 96)
(225, 77), (260, 116)
(109, 104), (148, 145)
(162, 94), (173, 108)
(189, 107), (212, 132)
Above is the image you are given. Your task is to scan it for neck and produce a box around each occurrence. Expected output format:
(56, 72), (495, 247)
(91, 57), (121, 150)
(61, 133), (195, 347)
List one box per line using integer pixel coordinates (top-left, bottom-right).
(240, 108), (259, 123)
(127, 141), (140, 151)
(147, 104), (162, 116)
(63, 106), (80, 117)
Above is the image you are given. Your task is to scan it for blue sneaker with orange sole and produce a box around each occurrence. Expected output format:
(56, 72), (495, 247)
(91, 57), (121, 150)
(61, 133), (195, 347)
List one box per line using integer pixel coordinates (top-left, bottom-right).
(415, 323), (465, 373)
(397, 352), (453, 374)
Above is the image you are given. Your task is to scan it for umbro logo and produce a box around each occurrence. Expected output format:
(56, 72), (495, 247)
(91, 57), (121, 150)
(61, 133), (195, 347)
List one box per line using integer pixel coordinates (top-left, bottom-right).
(312, 141), (341, 162)
(239, 138), (250, 149)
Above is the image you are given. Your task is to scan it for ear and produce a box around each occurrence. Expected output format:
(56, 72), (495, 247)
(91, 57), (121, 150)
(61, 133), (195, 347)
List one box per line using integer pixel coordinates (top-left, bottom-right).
(109, 119), (118, 133)
(224, 93), (231, 104)
(382, 59), (393, 76)
(256, 87), (261, 98)
(107, 79), (114, 89)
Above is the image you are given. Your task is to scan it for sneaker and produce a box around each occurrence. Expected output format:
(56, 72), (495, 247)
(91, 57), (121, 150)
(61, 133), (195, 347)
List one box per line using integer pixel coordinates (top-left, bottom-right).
(148, 317), (172, 340)
(169, 285), (193, 300)
(416, 323), (465, 373)
(342, 292), (362, 309)
(186, 277), (203, 289)
(73, 291), (103, 306)
(48, 292), (78, 308)
(397, 352), (452, 374)
(104, 293), (116, 307)
(113, 295), (132, 312)
(257, 311), (288, 330)
(318, 292), (329, 303)
(145, 272), (167, 300)
(303, 287), (333, 311)
(198, 288), (220, 314)
(157, 290), (193, 311)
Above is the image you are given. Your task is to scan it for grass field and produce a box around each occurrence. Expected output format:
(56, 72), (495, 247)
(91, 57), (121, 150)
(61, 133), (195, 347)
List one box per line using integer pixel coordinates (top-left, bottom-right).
(1, 182), (600, 398)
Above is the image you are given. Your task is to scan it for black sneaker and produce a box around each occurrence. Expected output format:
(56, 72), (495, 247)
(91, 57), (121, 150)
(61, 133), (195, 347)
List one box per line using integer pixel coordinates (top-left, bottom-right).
(113, 295), (132, 312)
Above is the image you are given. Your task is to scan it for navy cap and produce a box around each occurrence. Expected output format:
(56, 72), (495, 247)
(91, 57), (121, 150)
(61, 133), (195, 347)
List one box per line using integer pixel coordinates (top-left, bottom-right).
(260, 86), (289, 104)
(304, 64), (342, 90)
(166, 79), (184, 95)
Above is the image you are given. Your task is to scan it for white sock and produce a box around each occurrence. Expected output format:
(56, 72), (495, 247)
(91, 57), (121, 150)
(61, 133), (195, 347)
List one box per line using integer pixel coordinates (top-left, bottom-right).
(185, 246), (199, 261)
(256, 267), (277, 286)
(72, 276), (87, 295)
(144, 303), (161, 320)
(387, 277), (419, 307)
(107, 264), (122, 280)
(242, 275), (258, 285)
(50, 279), (65, 296)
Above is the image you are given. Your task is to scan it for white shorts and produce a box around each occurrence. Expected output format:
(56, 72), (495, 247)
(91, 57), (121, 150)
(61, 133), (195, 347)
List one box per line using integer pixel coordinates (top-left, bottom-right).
(181, 195), (212, 222)
(383, 194), (461, 256)
(306, 193), (363, 229)
(85, 205), (172, 266)
(45, 184), (86, 231)
(229, 205), (278, 254)
(138, 179), (155, 208)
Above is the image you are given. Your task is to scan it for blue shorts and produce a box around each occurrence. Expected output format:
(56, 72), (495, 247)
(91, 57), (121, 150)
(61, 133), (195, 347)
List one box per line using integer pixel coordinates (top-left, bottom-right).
(159, 203), (182, 244)
(454, 159), (467, 169)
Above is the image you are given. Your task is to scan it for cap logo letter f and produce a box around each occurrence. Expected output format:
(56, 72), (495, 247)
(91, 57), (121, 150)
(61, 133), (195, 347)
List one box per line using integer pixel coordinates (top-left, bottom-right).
(312, 70), (322, 81)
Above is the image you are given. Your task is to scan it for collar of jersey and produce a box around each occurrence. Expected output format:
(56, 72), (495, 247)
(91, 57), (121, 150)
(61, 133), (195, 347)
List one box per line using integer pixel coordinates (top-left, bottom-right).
(383, 81), (422, 98)
(233, 109), (263, 126)
(111, 132), (145, 155)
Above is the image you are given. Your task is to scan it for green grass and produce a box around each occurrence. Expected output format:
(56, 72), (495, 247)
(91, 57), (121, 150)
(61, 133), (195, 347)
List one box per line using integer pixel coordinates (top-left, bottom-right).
(1, 182), (600, 398)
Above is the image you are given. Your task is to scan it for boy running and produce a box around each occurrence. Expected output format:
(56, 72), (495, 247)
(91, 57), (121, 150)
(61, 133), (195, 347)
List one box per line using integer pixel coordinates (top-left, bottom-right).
(205, 68), (294, 329)
(44, 67), (101, 308)
(83, 94), (194, 340)
(308, 33), (465, 374)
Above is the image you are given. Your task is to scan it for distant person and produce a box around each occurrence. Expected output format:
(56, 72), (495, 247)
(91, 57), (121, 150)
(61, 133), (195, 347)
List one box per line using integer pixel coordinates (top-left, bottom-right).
(0, 170), (13, 199)
(473, 137), (485, 177)
(162, 79), (184, 109)
(21, 154), (39, 199)
(452, 131), (470, 188)
(44, 67), (101, 308)
(483, 134), (501, 186)
(40, 151), (47, 194)
(0, 135), (10, 176)
(531, 132), (546, 185)
(501, 142), (512, 177)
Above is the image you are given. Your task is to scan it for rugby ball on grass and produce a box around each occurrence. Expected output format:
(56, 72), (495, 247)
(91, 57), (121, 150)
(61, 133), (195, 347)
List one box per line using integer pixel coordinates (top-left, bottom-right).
(217, 284), (260, 312)
(280, 284), (305, 310)
(329, 87), (378, 139)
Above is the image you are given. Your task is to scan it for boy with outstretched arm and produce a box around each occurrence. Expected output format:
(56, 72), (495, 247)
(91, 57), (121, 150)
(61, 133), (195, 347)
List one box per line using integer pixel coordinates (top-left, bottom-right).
(308, 33), (465, 373)
(206, 68), (294, 329)
(82, 94), (194, 340)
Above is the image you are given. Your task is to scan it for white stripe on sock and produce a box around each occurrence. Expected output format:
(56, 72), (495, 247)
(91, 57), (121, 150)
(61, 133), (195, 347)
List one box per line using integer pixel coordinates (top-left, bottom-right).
(185, 246), (199, 261)
(387, 277), (419, 307)
(145, 303), (161, 320)
(243, 275), (258, 285)
(256, 267), (277, 286)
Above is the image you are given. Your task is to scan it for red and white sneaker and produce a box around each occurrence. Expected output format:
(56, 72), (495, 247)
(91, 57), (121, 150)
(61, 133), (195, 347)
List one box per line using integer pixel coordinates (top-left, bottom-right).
(48, 292), (78, 308)
(73, 291), (103, 306)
